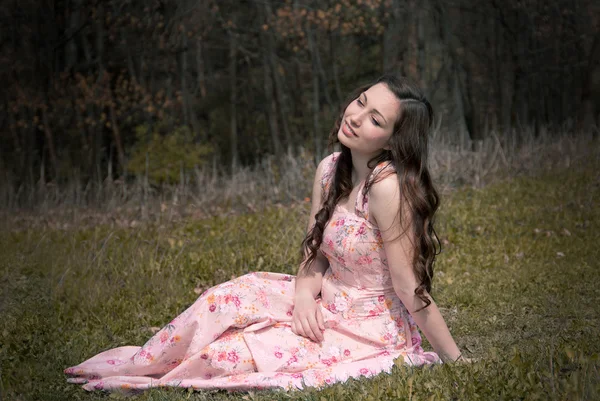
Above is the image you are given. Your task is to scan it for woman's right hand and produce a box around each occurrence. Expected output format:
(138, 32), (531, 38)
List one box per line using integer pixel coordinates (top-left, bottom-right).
(291, 291), (325, 342)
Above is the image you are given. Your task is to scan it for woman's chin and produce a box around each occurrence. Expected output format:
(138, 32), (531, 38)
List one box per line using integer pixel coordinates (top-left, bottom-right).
(337, 130), (353, 148)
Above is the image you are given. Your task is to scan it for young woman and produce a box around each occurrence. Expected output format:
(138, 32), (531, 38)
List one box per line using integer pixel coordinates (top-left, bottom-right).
(65, 74), (465, 393)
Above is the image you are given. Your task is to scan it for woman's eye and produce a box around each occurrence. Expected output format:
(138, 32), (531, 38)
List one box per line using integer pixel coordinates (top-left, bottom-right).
(357, 99), (364, 106)
(371, 117), (380, 126)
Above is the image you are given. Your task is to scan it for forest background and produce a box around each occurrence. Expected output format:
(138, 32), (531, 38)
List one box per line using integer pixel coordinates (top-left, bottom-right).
(0, 0), (599, 218)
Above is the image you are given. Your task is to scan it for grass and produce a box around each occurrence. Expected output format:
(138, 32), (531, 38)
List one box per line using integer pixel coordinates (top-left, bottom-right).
(1, 152), (599, 400)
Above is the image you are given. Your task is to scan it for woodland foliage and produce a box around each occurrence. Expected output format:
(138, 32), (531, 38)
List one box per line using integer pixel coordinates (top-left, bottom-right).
(0, 0), (598, 189)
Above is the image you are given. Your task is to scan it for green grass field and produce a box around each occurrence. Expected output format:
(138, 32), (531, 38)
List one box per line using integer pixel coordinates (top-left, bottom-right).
(1, 159), (599, 400)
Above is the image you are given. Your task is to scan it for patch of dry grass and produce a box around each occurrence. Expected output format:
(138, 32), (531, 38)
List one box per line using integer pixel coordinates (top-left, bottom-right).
(1, 128), (596, 232)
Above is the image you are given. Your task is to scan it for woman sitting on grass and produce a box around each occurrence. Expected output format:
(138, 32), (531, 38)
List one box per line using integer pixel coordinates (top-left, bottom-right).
(65, 74), (466, 392)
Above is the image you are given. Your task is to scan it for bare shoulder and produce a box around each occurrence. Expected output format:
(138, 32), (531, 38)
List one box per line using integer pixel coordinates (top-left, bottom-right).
(370, 171), (401, 209)
(369, 171), (402, 231)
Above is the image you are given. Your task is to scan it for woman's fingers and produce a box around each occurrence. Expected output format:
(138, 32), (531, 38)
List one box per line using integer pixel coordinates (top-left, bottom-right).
(307, 313), (323, 342)
(458, 357), (478, 363)
(451, 355), (478, 364)
(291, 301), (325, 342)
(316, 307), (325, 332)
(304, 313), (323, 342)
(293, 320), (305, 338)
(299, 318), (319, 342)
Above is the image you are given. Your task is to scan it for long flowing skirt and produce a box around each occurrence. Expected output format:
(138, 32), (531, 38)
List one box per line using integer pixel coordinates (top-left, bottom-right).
(65, 272), (440, 393)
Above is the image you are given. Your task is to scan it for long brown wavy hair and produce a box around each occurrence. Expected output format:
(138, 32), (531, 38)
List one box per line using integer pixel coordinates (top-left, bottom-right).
(300, 74), (441, 310)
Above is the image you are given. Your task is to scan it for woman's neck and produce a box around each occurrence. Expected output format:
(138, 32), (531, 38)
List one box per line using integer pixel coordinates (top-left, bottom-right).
(350, 150), (378, 185)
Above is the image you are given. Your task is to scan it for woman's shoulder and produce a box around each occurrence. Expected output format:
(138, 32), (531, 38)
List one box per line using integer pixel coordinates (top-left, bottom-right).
(319, 151), (341, 168)
(318, 152), (341, 192)
(367, 163), (401, 223)
(370, 159), (396, 182)
(366, 159), (398, 198)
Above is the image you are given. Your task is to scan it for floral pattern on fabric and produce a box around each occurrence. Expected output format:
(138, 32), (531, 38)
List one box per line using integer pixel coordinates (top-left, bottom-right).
(64, 152), (440, 394)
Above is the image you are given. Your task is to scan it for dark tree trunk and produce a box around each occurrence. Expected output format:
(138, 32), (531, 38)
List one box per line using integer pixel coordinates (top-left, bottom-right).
(262, 0), (293, 151)
(229, 30), (239, 169)
(262, 51), (282, 158)
(578, 31), (600, 133)
(41, 106), (58, 180)
(307, 22), (323, 162)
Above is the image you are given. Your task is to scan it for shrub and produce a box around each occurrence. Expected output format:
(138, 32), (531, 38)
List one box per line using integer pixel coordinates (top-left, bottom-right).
(127, 124), (213, 184)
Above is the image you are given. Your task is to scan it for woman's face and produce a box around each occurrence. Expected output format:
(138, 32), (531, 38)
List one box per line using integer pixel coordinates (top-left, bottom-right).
(337, 83), (401, 157)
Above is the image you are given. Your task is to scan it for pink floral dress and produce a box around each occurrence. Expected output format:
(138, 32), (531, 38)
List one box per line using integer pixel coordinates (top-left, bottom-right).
(64, 152), (440, 393)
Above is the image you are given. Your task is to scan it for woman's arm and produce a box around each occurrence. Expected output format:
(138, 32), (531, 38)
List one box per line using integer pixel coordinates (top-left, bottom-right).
(292, 157), (330, 342)
(370, 174), (462, 363)
(295, 156), (330, 295)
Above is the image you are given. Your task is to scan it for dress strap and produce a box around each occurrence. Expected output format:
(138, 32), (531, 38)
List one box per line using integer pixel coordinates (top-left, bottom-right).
(356, 160), (395, 221)
(320, 152), (341, 194)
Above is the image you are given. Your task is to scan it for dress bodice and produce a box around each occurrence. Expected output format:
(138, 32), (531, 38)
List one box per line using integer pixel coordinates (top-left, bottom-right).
(318, 152), (404, 318)
(319, 152), (396, 288)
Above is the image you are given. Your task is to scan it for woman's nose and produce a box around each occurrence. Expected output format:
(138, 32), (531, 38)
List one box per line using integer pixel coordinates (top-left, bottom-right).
(349, 113), (362, 127)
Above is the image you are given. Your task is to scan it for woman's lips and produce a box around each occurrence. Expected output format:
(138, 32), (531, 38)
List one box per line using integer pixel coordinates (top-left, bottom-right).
(342, 121), (357, 137)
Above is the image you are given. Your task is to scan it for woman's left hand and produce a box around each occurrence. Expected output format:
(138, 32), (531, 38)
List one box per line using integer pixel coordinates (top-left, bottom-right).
(451, 354), (477, 364)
